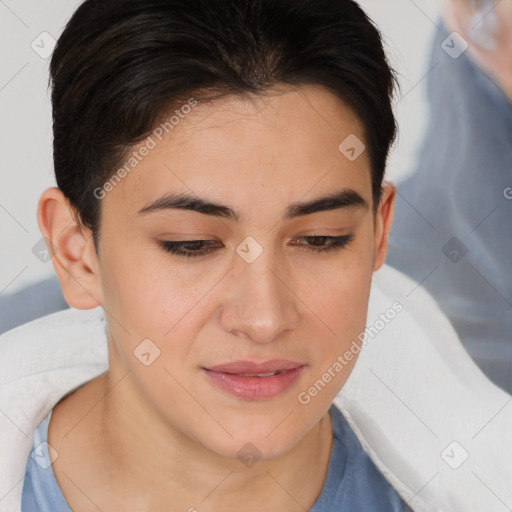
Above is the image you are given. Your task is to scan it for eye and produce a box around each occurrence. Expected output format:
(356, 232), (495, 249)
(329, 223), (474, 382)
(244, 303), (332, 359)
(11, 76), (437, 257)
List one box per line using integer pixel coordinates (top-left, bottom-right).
(160, 240), (219, 258)
(160, 234), (354, 259)
(290, 234), (354, 253)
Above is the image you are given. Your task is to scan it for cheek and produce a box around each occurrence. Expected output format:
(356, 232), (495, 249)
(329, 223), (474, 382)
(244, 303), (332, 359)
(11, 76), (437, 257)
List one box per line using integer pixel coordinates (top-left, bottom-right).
(299, 276), (371, 406)
(98, 238), (206, 336)
(315, 268), (371, 352)
(305, 234), (374, 377)
(313, 233), (373, 324)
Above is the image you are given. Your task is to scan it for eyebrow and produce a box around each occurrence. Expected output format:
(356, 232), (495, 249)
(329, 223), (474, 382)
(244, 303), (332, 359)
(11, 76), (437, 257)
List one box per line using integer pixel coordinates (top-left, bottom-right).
(136, 189), (368, 220)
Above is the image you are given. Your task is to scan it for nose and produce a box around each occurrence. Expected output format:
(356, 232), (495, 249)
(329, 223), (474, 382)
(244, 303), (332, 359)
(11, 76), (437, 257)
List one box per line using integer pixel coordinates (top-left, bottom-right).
(219, 247), (301, 344)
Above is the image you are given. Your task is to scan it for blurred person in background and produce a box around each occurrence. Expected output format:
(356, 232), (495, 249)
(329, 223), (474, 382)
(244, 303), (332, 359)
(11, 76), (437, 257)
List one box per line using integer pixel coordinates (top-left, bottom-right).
(387, 0), (512, 393)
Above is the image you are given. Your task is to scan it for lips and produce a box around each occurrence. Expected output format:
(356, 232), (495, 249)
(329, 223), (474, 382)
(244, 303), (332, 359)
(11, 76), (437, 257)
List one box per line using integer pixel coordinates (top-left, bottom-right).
(202, 359), (306, 400)
(205, 359), (305, 375)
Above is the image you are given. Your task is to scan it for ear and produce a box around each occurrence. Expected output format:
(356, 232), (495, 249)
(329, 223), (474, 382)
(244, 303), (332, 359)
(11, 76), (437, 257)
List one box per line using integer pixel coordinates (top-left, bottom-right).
(372, 181), (396, 272)
(37, 187), (103, 309)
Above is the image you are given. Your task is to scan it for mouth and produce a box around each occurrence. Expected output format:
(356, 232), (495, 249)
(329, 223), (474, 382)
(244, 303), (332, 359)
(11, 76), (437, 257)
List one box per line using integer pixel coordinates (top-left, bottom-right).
(233, 370), (287, 377)
(201, 359), (306, 400)
(205, 359), (305, 374)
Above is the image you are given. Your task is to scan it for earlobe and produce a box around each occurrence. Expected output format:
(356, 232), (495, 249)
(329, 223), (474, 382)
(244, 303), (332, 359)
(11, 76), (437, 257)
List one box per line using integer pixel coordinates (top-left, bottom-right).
(37, 187), (103, 310)
(372, 181), (396, 272)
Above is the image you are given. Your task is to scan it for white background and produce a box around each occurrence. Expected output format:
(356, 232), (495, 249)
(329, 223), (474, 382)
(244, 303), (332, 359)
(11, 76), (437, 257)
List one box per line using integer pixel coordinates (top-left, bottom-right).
(0, 0), (443, 293)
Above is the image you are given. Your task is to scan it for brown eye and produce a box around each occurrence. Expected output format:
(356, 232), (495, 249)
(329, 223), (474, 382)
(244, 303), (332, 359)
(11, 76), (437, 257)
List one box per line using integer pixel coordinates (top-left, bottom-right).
(290, 234), (354, 253)
(161, 240), (219, 258)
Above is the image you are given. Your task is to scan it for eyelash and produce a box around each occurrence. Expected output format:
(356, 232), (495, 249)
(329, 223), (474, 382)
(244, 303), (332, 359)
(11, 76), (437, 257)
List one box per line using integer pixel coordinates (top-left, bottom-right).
(160, 234), (354, 259)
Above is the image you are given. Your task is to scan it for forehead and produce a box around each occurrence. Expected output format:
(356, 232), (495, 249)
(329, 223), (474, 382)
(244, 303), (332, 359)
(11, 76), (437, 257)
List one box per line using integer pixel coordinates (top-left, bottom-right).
(105, 84), (372, 220)
(166, 84), (366, 155)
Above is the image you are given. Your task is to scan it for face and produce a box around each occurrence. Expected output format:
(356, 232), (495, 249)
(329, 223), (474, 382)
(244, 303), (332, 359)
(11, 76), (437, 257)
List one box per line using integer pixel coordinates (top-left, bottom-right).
(56, 84), (394, 460)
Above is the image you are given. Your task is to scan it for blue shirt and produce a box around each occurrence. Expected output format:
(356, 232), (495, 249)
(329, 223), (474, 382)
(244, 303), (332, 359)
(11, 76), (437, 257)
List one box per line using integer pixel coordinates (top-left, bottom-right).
(22, 404), (412, 511)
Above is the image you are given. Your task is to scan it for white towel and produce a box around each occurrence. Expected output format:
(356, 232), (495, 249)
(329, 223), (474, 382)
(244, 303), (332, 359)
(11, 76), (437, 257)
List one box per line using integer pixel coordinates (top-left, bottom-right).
(1, 263), (511, 512)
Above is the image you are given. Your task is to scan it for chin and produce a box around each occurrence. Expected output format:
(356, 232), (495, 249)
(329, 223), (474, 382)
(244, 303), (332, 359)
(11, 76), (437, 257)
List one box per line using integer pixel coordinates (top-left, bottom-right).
(205, 432), (302, 465)
(198, 411), (314, 462)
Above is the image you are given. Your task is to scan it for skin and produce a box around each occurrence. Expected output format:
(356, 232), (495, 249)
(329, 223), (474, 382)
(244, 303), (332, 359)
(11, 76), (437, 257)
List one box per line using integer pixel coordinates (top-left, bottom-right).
(38, 83), (396, 512)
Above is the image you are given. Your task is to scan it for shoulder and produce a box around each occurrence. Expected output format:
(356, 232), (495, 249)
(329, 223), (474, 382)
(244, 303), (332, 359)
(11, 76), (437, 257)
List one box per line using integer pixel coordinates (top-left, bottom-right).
(22, 411), (73, 512)
(327, 404), (412, 511)
(0, 306), (108, 512)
